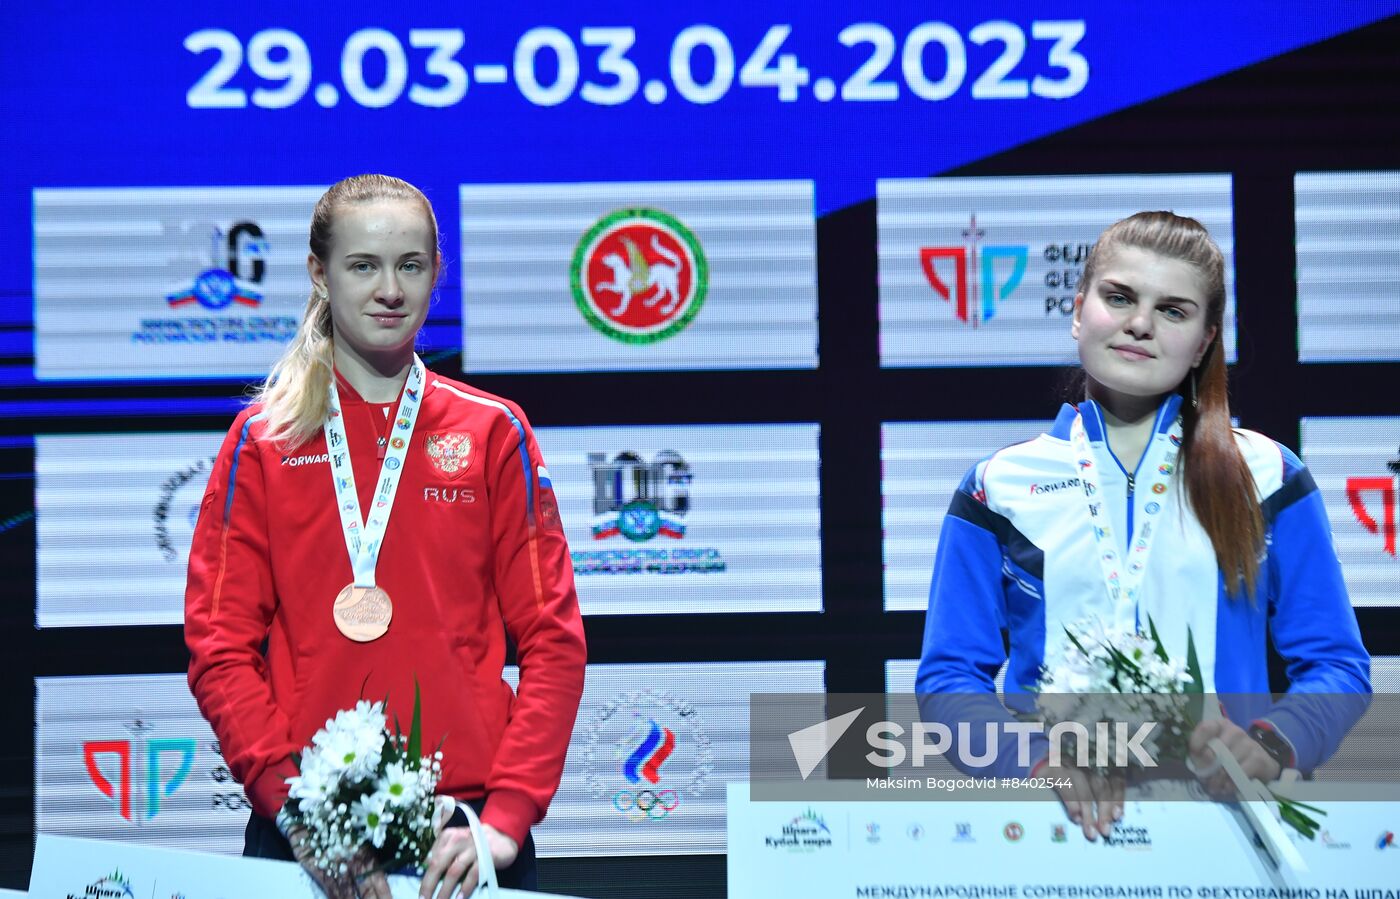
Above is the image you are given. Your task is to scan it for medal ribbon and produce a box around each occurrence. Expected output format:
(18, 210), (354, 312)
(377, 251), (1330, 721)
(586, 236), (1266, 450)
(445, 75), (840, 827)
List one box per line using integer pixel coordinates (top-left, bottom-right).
(324, 356), (426, 589)
(1069, 406), (1183, 613)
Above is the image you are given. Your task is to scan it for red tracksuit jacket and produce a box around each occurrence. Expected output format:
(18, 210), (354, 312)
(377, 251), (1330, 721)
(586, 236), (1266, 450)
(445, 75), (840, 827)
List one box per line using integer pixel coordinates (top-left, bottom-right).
(185, 370), (587, 846)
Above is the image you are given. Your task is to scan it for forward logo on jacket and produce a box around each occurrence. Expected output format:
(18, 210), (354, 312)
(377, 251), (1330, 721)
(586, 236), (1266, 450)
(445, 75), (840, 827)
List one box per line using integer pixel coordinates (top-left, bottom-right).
(425, 432), (472, 479)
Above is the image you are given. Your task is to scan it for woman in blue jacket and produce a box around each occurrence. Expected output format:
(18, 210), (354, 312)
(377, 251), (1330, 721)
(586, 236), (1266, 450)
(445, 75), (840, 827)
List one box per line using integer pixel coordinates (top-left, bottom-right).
(917, 211), (1370, 840)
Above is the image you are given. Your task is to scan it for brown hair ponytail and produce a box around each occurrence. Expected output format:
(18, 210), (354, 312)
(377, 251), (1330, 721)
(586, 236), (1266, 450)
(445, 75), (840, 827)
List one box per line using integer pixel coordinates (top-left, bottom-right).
(1082, 212), (1264, 598)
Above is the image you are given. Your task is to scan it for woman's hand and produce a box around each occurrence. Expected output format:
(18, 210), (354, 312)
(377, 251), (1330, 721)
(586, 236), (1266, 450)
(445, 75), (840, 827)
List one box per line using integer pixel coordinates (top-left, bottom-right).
(1188, 718), (1282, 795)
(288, 827), (391, 899)
(417, 798), (520, 899)
(1042, 762), (1123, 841)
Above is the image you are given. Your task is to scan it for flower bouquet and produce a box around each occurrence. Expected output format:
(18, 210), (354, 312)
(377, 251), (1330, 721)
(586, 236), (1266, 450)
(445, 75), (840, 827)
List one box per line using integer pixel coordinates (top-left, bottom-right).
(1036, 616), (1325, 840)
(280, 685), (444, 877)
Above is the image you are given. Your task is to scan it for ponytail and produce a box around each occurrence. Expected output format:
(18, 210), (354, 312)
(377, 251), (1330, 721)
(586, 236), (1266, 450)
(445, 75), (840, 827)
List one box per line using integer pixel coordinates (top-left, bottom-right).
(1083, 212), (1263, 598)
(251, 289), (334, 449)
(251, 174), (439, 450)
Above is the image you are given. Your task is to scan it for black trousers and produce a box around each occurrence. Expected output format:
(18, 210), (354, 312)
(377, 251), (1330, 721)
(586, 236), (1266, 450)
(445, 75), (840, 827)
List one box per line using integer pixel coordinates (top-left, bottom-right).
(244, 799), (539, 890)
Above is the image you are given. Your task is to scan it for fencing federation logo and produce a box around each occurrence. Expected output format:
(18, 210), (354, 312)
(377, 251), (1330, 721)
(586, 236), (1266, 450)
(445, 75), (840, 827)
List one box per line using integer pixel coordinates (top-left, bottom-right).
(589, 450), (691, 541)
(920, 214), (1029, 327)
(570, 208), (708, 344)
(1346, 447), (1400, 557)
(581, 689), (713, 824)
(165, 221), (268, 310)
(82, 718), (197, 824)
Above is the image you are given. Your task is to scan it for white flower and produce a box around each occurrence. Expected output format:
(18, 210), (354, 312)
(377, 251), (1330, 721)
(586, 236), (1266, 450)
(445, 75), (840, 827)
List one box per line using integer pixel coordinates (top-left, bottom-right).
(312, 705), (386, 780)
(377, 760), (420, 808)
(351, 790), (393, 848)
(287, 757), (335, 810)
(283, 698), (448, 873)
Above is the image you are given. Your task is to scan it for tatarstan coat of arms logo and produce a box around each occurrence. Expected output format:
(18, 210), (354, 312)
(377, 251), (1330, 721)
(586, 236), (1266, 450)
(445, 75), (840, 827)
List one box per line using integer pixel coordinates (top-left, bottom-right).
(570, 207), (708, 344)
(425, 432), (472, 479)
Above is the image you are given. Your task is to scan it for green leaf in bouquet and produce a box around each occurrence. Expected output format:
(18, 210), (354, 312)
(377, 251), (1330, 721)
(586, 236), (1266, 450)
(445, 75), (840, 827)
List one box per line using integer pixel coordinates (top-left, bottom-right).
(1184, 629), (1203, 693)
(1101, 644), (1149, 689)
(1277, 798), (1323, 840)
(291, 750), (302, 772)
(1184, 628), (1204, 726)
(1063, 625), (1092, 659)
(407, 678), (423, 761)
(1146, 615), (1171, 665)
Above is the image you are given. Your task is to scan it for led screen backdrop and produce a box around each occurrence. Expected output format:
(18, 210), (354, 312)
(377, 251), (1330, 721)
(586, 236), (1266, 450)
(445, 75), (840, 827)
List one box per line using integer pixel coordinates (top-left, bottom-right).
(536, 423), (822, 615)
(37, 663), (825, 860)
(460, 180), (818, 373)
(510, 661), (825, 857)
(34, 424), (822, 627)
(1296, 171), (1400, 363)
(884, 659), (1006, 694)
(877, 173), (1237, 368)
(33, 187), (321, 381)
(6, 5), (1400, 893)
(35, 432), (223, 628)
(35, 675), (249, 855)
(1300, 416), (1400, 608)
(881, 420), (1051, 612)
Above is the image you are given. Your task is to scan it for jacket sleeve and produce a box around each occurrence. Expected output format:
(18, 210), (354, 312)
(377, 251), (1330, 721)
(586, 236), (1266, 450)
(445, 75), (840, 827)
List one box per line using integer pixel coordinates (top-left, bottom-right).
(184, 411), (299, 818)
(917, 464), (1048, 777)
(1260, 448), (1371, 772)
(480, 403), (587, 846)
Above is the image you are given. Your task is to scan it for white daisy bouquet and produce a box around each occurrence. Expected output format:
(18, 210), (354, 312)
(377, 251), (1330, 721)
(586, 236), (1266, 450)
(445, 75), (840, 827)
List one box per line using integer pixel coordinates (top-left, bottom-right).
(1035, 616), (1201, 772)
(1036, 616), (1324, 839)
(281, 685), (443, 876)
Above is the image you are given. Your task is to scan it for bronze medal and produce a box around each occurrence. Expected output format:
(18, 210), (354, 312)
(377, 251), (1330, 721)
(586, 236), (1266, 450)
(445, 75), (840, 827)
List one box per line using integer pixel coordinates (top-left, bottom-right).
(333, 584), (393, 642)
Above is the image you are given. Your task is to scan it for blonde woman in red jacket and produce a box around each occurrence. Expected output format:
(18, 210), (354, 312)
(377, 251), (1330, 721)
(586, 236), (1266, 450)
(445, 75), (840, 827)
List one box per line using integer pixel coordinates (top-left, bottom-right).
(185, 174), (586, 899)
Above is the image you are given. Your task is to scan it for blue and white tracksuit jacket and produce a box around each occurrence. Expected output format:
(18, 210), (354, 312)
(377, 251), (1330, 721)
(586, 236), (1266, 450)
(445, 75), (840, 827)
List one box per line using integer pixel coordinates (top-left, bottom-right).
(916, 395), (1370, 776)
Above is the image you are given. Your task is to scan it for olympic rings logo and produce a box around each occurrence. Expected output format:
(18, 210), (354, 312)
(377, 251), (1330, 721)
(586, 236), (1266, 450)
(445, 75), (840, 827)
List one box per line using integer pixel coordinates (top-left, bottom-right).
(613, 789), (680, 821)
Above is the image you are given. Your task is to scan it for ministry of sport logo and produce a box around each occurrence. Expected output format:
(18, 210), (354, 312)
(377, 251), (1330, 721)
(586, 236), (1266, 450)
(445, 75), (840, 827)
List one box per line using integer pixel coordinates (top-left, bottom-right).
(920, 214), (1094, 326)
(570, 207), (708, 344)
(165, 221), (267, 311)
(135, 217), (296, 347)
(581, 689), (713, 824)
(589, 450), (692, 542)
(572, 449), (726, 576)
(1346, 446), (1400, 557)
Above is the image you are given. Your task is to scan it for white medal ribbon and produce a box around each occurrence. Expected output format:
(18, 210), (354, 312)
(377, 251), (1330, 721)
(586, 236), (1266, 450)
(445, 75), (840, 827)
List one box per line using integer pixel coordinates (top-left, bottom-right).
(323, 355), (426, 589)
(1069, 405), (1183, 616)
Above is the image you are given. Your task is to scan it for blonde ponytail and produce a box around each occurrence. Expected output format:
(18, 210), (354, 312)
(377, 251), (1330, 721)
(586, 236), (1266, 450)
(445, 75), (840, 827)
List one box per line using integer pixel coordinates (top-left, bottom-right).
(252, 289), (334, 449)
(249, 174), (440, 450)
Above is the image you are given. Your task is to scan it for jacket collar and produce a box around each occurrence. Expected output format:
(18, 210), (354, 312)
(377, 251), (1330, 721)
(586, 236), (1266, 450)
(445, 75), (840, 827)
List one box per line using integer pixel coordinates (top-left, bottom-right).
(1050, 392), (1184, 442)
